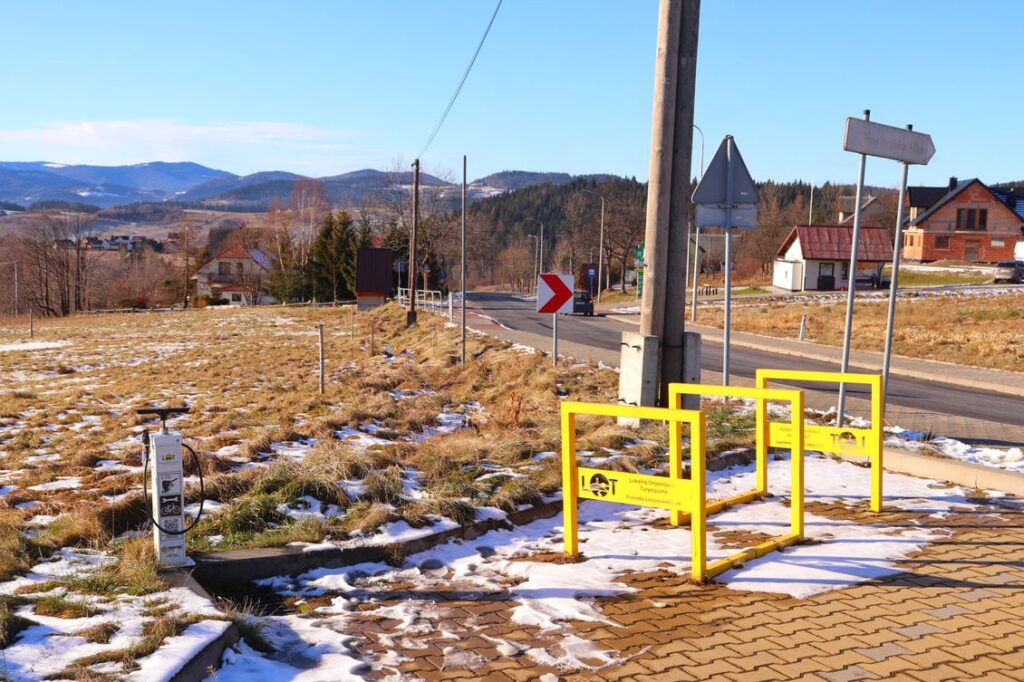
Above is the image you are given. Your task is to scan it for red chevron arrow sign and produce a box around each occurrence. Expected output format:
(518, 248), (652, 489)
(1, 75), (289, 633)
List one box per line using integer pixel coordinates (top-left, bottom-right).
(537, 273), (574, 314)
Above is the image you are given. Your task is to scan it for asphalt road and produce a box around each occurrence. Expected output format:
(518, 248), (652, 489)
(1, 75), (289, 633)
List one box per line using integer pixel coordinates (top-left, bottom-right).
(468, 291), (1024, 430)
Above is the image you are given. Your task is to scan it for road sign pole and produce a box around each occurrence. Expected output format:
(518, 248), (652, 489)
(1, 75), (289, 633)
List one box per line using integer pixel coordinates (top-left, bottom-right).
(597, 197), (605, 303)
(722, 137), (734, 386)
(882, 128), (912, 414)
(837, 110), (870, 426)
(461, 154), (467, 365)
(552, 312), (558, 366)
(690, 225), (700, 321)
(406, 159), (420, 327)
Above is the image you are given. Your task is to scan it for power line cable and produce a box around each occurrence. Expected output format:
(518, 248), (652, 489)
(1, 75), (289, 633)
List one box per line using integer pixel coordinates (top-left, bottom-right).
(417, 0), (503, 160)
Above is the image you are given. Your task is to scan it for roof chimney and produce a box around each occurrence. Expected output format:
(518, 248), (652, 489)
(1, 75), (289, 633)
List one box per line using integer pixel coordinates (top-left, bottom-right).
(948, 176), (958, 192)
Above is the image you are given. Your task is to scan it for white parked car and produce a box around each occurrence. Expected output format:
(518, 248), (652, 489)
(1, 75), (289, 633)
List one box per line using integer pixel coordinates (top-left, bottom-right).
(992, 260), (1024, 284)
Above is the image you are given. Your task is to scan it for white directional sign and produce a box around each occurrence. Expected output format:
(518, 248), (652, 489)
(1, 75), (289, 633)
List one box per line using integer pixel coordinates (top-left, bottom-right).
(844, 118), (935, 165)
(692, 136), (759, 229)
(537, 273), (574, 314)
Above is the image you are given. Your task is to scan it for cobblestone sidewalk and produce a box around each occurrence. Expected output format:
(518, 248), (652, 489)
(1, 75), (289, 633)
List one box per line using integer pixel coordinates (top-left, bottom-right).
(333, 496), (1023, 681)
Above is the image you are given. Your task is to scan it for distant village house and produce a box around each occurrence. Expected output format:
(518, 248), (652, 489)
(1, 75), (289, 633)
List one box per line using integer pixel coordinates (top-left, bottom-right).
(773, 225), (893, 292)
(902, 177), (1024, 263)
(193, 244), (275, 305)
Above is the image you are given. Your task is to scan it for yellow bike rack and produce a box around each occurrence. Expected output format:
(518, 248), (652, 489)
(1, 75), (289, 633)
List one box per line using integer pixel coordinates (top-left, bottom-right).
(560, 401), (711, 579)
(561, 391), (805, 582)
(668, 383), (806, 577)
(755, 369), (884, 512)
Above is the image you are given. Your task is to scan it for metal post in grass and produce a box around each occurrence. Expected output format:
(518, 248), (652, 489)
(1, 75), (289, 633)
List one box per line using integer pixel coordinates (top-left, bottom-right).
(317, 323), (325, 395)
(799, 314), (807, 341)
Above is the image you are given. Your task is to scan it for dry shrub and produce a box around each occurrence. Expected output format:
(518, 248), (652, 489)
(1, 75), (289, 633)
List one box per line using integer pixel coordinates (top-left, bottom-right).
(93, 493), (148, 539)
(250, 463), (349, 508)
(344, 501), (390, 534)
(488, 478), (542, 512)
(362, 467), (404, 505)
(529, 456), (562, 495)
(39, 509), (107, 549)
(305, 440), (369, 481)
(0, 511), (39, 581)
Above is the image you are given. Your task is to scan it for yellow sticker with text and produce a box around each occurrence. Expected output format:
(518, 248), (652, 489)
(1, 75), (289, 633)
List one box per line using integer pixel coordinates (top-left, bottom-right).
(577, 467), (690, 510)
(769, 422), (874, 456)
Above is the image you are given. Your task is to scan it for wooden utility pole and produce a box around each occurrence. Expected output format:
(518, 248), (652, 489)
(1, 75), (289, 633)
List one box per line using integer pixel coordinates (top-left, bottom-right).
(639, 0), (700, 402)
(407, 159), (420, 327)
(182, 226), (190, 308)
(317, 323), (325, 395)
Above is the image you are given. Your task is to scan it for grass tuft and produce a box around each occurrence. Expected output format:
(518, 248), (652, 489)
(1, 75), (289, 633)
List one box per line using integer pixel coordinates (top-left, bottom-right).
(488, 477), (543, 512)
(34, 594), (100, 619)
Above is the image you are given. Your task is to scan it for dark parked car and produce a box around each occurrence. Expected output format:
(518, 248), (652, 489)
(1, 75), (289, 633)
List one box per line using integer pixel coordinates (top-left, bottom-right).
(572, 290), (594, 316)
(992, 260), (1024, 284)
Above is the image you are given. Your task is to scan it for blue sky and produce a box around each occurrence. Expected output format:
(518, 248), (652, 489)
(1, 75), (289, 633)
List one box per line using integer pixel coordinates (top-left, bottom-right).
(1, 1), (1020, 185)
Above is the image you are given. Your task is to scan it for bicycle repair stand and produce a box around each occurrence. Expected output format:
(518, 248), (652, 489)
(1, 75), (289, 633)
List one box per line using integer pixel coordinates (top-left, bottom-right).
(139, 406), (190, 568)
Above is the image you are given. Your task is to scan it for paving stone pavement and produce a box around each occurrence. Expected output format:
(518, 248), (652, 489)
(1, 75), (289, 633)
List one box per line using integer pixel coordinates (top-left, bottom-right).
(327, 496), (1024, 681)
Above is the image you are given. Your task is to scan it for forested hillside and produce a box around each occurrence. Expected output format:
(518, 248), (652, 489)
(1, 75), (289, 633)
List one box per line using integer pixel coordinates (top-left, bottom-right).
(456, 177), (898, 288)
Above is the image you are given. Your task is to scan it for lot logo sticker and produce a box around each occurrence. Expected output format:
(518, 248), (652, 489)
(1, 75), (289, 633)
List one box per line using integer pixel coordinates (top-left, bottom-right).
(584, 473), (616, 497)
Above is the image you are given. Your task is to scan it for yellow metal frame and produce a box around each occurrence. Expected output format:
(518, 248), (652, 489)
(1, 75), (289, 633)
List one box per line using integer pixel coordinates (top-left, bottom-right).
(560, 401), (711, 580)
(560, 394), (805, 582)
(669, 383), (805, 577)
(755, 369), (884, 512)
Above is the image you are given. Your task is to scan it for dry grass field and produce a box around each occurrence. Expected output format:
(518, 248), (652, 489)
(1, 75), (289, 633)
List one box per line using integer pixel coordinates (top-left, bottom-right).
(0, 304), (699, 572)
(698, 290), (1024, 372)
(0, 304), (699, 675)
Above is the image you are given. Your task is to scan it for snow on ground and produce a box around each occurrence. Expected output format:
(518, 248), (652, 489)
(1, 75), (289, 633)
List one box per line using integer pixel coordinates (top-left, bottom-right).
(214, 454), (980, 678)
(0, 549), (226, 682)
(0, 341), (69, 352)
(887, 428), (1024, 472)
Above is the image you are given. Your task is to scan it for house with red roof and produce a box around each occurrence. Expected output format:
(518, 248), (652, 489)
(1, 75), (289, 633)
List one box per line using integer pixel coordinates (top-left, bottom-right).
(192, 244), (275, 305)
(772, 225), (894, 292)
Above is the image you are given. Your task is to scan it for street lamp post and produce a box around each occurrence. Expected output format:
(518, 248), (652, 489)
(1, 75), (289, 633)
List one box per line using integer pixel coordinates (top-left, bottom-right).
(690, 123), (705, 322)
(526, 234), (539, 295)
(581, 189), (607, 302)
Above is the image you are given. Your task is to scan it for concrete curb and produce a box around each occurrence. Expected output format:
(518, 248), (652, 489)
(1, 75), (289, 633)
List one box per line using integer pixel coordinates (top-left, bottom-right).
(163, 571), (241, 682)
(879, 447), (1024, 496)
(191, 499), (564, 593)
(605, 314), (1023, 396)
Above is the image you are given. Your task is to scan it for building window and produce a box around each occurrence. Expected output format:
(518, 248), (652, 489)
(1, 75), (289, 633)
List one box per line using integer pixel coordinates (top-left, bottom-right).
(991, 239), (1005, 248)
(935, 236), (950, 249)
(841, 262), (849, 280)
(956, 208), (987, 231)
(218, 261), (231, 275)
(903, 233), (913, 247)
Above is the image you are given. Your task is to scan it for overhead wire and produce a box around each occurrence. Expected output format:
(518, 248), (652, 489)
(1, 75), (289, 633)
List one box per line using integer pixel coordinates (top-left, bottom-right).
(416, 0), (503, 160)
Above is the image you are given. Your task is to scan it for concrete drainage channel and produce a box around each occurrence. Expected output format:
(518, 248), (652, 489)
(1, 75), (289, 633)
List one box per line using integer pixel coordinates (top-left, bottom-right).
(166, 448), (1023, 680)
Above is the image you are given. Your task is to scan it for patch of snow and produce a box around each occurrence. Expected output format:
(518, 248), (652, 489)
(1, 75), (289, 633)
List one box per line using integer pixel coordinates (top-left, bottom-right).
(28, 477), (82, 491)
(0, 341), (68, 353)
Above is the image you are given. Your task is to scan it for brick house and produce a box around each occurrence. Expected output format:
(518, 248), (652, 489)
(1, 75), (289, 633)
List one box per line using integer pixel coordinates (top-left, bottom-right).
(192, 244), (275, 305)
(773, 225), (893, 292)
(901, 177), (1024, 262)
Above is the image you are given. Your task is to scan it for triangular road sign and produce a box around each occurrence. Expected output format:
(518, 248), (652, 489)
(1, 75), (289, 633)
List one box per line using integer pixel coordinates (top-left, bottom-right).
(692, 135), (759, 206)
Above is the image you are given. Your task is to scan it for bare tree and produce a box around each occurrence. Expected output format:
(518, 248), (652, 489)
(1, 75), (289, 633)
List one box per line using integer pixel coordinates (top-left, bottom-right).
(604, 197), (645, 292)
(289, 178), (328, 269)
(20, 211), (95, 316)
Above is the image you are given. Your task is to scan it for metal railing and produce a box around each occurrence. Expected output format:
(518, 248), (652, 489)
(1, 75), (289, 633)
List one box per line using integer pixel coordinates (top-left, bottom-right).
(396, 288), (445, 311)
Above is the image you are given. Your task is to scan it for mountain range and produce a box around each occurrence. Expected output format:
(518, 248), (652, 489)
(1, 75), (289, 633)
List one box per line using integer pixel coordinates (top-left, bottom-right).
(0, 161), (616, 211)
